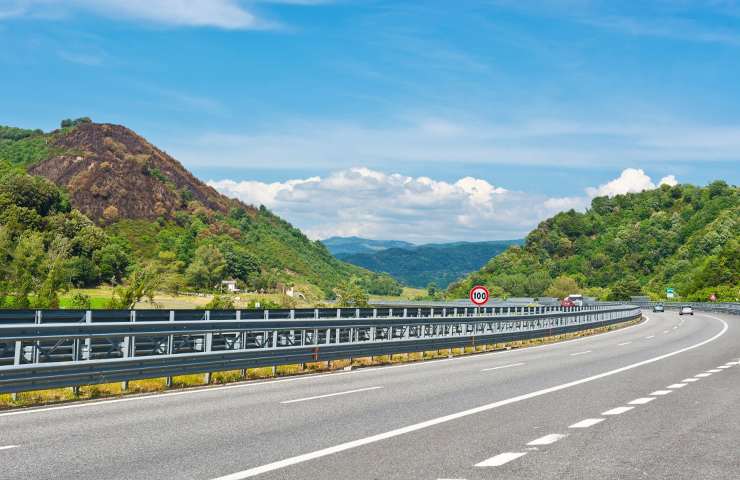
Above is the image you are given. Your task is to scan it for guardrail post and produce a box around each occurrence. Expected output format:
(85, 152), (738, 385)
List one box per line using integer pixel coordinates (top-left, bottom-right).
(237, 310), (248, 379)
(11, 339), (22, 401)
(166, 310), (175, 387)
(204, 310), (213, 384)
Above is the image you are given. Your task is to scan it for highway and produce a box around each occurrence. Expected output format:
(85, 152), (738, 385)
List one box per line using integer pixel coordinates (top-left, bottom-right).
(0, 309), (737, 480)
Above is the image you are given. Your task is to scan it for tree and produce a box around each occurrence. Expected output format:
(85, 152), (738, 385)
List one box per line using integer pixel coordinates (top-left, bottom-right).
(544, 275), (580, 299)
(107, 265), (160, 309)
(93, 241), (131, 284)
(335, 277), (369, 307)
(186, 244), (226, 289)
(427, 282), (438, 298)
(34, 236), (71, 308)
(608, 276), (643, 301)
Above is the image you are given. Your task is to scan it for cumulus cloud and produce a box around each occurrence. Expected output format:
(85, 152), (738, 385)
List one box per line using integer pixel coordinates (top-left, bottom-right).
(209, 167), (679, 242)
(585, 168), (680, 198)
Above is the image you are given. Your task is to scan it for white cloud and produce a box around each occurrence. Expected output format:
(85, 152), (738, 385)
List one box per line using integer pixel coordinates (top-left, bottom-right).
(209, 167), (679, 242)
(0, 0), (326, 29)
(658, 174), (678, 187)
(585, 168), (657, 197)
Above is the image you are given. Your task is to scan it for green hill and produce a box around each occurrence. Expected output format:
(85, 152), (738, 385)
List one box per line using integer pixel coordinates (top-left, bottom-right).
(339, 240), (522, 288)
(448, 182), (739, 302)
(0, 120), (401, 306)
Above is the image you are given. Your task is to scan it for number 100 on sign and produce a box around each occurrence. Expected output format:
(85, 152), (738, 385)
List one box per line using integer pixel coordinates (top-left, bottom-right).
(469, 285), (489, 306)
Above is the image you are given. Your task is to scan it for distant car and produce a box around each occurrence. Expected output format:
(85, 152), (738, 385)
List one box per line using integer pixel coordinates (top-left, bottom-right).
(653, 304), (664, 312)
(679, 305), (694, 316)
(560, 298), (575, 308)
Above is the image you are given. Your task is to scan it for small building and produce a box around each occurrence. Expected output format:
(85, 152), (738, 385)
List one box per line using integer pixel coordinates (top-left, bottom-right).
(220, 280), (239, 293)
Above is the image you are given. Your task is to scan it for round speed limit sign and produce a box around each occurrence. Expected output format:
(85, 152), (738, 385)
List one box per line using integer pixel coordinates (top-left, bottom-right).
(469, 285), (489, 306)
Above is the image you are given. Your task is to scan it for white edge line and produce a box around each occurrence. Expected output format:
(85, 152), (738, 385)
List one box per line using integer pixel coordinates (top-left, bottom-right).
(208, 314), (727, 480)
(480, 362), (525, 372)
(0, 311), (652, 419)
(280, 386), (382, 404)
(0, 445), (19, 451)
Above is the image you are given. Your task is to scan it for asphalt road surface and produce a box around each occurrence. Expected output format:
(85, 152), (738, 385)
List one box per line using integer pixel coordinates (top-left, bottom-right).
(1, 309), (738, 480)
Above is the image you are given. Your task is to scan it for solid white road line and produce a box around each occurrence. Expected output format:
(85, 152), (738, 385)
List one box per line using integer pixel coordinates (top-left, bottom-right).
(280, 386), (383, 404)
(602, 406), (634, 415)
(628, 397), (655, 405)
(475, 452), (527, 467)
(682, 378), (699, 382)
(208, 314), (729, 480)
(480, 362), (525, 372)
(526, 434), (567, 446)
(618, 342), (632, 346)
(570, 350), (592, 356)
(0, 312), (654, 420)
(667, 383), (687, 389)
(569, 418), (605, 428)
(650, 390), (672, 396)
(695, 373), (712, 377)
(0, 445), (18, 451)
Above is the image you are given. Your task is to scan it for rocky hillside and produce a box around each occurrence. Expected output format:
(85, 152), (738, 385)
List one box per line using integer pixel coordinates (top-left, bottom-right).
(1, 120), (401, 301)
(28, 122), (239, 223)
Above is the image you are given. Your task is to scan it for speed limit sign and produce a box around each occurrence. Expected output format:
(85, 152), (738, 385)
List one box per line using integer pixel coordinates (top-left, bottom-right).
(469, 285), (489, 306)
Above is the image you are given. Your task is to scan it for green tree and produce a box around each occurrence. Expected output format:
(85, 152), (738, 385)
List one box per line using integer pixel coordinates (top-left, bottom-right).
(608, 276), (643, 301)
(335, 277), (369, 307)
(107, 265), (160, 309)
(186, 244), (226, 289)
(94, 241), (131, 283)
(544, 275), (580, 299)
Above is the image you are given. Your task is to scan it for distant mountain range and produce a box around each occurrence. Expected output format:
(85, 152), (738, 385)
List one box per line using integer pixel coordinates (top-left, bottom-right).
(321, 236), (416, 256)
(323, 237), (523, 288)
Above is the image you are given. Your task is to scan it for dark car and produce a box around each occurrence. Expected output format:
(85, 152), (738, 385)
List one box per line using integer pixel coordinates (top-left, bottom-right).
(653, 304), (664, 312)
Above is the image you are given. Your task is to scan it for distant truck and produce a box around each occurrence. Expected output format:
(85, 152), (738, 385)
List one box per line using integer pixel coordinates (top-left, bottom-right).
(566, 294), (584, 307)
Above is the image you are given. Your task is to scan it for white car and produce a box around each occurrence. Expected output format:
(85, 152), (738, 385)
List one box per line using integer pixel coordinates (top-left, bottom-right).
(679, 305), (694, 316)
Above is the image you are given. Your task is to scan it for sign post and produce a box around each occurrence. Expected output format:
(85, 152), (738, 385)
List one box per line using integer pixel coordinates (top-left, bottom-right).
(469, 285), (490, 309)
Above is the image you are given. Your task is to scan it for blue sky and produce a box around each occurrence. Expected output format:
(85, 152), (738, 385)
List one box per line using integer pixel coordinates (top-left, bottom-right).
(2, 1), (739, 241)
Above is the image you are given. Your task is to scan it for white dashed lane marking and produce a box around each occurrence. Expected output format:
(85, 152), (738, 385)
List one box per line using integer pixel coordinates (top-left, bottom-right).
(707, 369), (722, 373)
(480, 362), (525, 372)
(569, 418), (604, 429)
(682, 378), (699, 382)
(475, 452), (527, 467)
(650, 390), (672, 396)
(0, 445), (18, 451)
(695, 373), (712, 377)
(667, 383), (687, 389)
(628, 397), (655, 405)
(526, 434), (567, 446)
(602, 406), (634, 415)
(646, 335), (655, 339)
(570, 350), (592, 356)
(718, 366), (731, 369)
(618, 342), (632, 346)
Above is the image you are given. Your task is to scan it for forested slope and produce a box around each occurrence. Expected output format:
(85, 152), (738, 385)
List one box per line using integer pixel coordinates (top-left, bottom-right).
(448, 182), (739, 301)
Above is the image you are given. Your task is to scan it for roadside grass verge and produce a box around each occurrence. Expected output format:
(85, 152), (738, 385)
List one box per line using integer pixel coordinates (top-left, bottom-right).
(0, 318), (640, 410)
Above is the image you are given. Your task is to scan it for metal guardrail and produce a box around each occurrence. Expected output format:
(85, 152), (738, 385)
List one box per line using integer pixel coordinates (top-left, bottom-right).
(625, 301), (740, 316)
(0, 304), (640, 394)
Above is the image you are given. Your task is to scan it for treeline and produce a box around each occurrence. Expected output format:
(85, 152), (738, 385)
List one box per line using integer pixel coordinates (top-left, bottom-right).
(449, 181), (739, 301)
